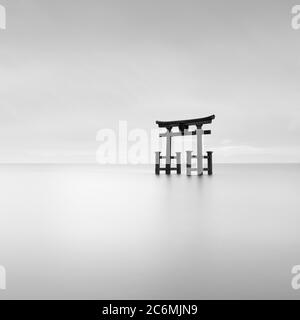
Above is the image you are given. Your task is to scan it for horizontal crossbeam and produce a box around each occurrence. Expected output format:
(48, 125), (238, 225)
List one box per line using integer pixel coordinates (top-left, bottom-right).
(158, 167), (180, 171)
(159, 130), (211, 138)
(189, 168), (209, 172)
(159, 156), (177, 159)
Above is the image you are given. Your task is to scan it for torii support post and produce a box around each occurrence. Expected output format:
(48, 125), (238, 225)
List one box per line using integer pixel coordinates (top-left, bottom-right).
(186, 150), (214, 176)
(155, 152), (161, 175)
(186, 151), (192, 176)
(206, 151), (213, 175)
(165, 129), (172, 175)
(176, 152), (181, 174)
(155, 150), (182, 175)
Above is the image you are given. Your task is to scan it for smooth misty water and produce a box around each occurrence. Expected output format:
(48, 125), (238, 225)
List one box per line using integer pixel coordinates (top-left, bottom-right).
(0, 164), (299, 299)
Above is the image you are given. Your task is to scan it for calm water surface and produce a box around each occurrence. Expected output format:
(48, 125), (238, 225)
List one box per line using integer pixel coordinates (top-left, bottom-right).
(0, 164), (299, 299)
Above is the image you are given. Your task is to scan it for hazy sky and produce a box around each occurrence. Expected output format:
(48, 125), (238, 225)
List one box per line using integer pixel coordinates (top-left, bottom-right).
(0, 0), (299, 162)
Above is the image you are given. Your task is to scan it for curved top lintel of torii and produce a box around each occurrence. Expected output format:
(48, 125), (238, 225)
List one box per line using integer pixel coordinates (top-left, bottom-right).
(156, 115), (215, 131)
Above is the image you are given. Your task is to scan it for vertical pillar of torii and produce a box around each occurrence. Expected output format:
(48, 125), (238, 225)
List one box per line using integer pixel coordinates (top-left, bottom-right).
(186, 126), (204, 176)
(165, 128), (172, 175)
(196, 126), (203, 175)
(155, 115), (215, 176)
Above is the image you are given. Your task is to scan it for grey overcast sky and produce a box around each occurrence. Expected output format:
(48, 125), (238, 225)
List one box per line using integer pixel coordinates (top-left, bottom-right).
(0, 0), (299, 163)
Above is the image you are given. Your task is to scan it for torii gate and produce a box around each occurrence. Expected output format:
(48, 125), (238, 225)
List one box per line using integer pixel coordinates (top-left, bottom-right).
(155, 115), (215, 176)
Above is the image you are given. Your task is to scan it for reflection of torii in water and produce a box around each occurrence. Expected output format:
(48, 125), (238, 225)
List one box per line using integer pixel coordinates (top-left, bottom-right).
(0, 5), (6, 30)
(155, 115), (215, 176)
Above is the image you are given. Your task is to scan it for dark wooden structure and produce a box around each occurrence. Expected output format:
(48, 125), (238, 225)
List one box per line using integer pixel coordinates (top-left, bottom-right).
(155, 115), (215, 176)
